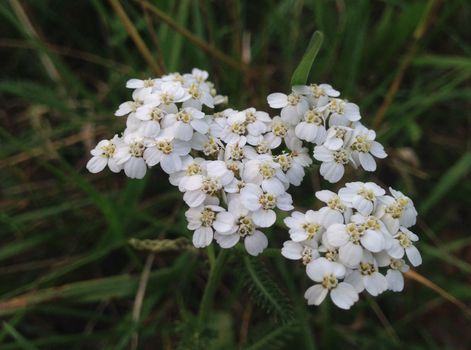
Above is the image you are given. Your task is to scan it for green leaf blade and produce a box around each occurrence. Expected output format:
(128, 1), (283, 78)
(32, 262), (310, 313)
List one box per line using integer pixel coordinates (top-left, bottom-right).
(290, 31), (324, 86)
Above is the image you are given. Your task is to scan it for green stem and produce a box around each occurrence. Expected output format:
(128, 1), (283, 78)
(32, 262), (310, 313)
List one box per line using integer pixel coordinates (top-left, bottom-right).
(197, 248), (229, 330)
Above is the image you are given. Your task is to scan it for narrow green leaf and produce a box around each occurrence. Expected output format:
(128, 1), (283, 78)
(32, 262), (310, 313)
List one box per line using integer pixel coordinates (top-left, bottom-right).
(290, 31), (324, 86)
(2, 322), (38, 350)
(420, 151), (471, 214)
(245, 321), (299, 350)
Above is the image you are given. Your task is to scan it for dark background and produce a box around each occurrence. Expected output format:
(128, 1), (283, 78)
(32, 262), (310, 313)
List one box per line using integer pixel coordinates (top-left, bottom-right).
(1, 0), (470, 349)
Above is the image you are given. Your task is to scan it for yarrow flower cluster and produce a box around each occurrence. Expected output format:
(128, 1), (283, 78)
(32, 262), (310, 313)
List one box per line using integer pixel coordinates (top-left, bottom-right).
(282, 183), (420, 309)
(87, 68), (421, 309)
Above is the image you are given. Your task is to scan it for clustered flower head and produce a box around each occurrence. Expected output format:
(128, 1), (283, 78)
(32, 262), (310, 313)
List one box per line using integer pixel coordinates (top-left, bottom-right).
(87, 68), (421, 310)
(283, 183), (420, 309)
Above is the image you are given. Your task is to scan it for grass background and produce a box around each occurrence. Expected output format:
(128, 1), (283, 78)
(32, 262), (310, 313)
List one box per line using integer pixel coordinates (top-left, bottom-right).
(1, 0), (470, 349)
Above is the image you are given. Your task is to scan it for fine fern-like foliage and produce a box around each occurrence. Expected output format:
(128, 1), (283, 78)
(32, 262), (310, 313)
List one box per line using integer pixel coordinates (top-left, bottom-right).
(245, 320), (300, 350)
(242, 255), (294, 323)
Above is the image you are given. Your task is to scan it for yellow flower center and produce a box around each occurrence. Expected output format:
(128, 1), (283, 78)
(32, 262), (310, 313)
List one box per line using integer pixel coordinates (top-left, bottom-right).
(201, 178), (219, 196)
(303, 223), (321, 239)
(259, 163), (276, 179)
(272, 121), (288, 137)
(203, 137), (220, 157)
(321, 274), (338, 289)
(101, 143), (116, 158)
(186, 163), (202, 176)
(130, 141), (145, 157)
(304, 110), (323, 124)
(333, 149), (349, 164)
(231, 122), (246, 135)
(359, 262), (376, 276)
(238, 216), (255, 237)
(157, 141), (173, 155)
(201, 208), (216, 227)
(287, 93), (301, 105)
(259, 193), (277, 210)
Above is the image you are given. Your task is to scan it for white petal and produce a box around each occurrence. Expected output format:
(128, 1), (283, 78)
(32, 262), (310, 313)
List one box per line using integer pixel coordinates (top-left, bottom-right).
(191, 119), (209, 134)
(124, 157), (147, 179)
(313, 146), (333, 162)
(306, 257), (330, 282)
(320, 208), (344, 227)
(304, 285), (328, 305)
(252, 209), (276, 227)
(244, 231), (268, 256)
(175, 123), (193, 141)
(359, 152), (376, 171)
(352, 197), (373, 216)
(360, 230), (385, 253)
(160, 154), (182, 174)
(183, 190), (206, 207)
(339, 242), (363, 267)
(126, 78), (143, 88)
(320, 162), (344, 183)
(326, 224), (349, 247)
(140, 121), (160, 137)
(215, 233), (240, 248)
(86, 156), (107, 173)
(315, 190), (335, 203)
(213, 212), (236, 234)
(281, 241), (303, 260)
(143, 148), (162, 167)
(344, 271), (364, 293)
(405, 245), (422, 267)
(108, 159), (121, 173)
(193, 227), (213, 248)
(386, 270), (404, 292)
(387, 241), (405, 259)
(370, 141), (387, 158)
(261, 178), (285, 195)
(267, 93), (288, 108)
(364, 272), (388, 296)
(330, 282), (359, 310)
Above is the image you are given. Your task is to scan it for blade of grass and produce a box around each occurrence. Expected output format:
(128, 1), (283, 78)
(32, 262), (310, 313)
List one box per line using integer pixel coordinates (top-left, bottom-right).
(420, 151), (471, 214)
(372, 0), (441, 128)
(290, 31), (324, 86)
(2, 322), (38, 350)
(0, 253), (190, 316)
(108, 0), (164, 75)
(404, 270), (471, 317)
(138, 0), (248, 73)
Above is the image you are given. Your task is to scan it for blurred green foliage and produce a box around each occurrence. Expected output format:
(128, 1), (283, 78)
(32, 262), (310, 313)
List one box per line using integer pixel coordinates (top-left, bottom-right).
(0, 0), (470, 349)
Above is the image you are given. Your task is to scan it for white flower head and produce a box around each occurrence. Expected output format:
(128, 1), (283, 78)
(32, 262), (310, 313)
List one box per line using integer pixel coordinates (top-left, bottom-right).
(213, 197), (268, 256)
(282, 239), (319, 264)
(348, 124), (387, 172)
(295, 108), (327, 144)
(267, 91), (309, 125)
(344, 251), (388, 296)
(162, 107), (209, 141)
(313, 145), (351, 183)
(240, 183), (293, 227)
(323, 98), (361, 126)
(186, 204), (225, 248)
(305, 257), (359, 309)
(338, 182), (386, 216)
(315, 190), (350, 226)
(86, 135), (123, 174)
(387, 227), (422, 267)
(242, 154), (289, 194)
(284, 210), (326, 242)
(293, 83), (340, 107)
(115, 89), (146, 117)
(143, 133), (191, 174)
(115, 133), (148, 179)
